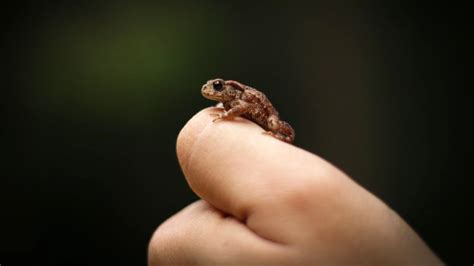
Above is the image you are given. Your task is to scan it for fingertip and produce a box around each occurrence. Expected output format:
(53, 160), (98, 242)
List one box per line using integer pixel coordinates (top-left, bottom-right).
(176, 108), (218, 173)
(176, 107), (263, 174)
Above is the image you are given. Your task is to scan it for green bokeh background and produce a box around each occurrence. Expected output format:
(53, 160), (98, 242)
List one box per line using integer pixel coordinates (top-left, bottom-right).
(2, 1), (471, 265)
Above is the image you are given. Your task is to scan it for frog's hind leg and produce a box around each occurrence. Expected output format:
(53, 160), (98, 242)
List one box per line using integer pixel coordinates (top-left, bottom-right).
(277, 121), (295, 143)
(262, 131), (292, 143)
(264, 115), (295, 143)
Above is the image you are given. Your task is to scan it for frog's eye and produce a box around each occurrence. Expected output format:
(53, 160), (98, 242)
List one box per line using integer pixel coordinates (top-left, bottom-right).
(212, 80), (224, 91)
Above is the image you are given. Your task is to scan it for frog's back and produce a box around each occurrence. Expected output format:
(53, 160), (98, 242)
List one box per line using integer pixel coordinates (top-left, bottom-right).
(241, 87), (274, 109)
(240, 87), (278, 129)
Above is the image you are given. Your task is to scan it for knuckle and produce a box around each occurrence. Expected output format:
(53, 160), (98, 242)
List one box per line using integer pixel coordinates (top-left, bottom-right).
(280, 181), (321, 208)
(148, 220), (189, 265)
(271, 169), (343, 211)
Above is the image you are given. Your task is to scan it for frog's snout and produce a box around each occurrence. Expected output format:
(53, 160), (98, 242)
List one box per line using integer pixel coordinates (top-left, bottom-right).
(201, 84), (212, 98)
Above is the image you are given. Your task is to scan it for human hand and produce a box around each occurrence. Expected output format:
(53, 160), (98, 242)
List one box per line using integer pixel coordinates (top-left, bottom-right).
(148, 108), (442, 265)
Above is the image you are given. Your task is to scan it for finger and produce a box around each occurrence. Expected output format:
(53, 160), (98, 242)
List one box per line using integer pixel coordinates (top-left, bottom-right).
(148, 200), (294, 265)
(176, 108), (350, 242)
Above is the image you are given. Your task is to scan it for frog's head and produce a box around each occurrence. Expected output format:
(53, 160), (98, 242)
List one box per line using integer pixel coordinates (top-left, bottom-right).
(201, 78), (239, 102)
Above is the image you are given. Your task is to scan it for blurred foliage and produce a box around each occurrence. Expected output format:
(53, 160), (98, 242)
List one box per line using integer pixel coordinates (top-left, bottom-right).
(26, 3), (234, 123)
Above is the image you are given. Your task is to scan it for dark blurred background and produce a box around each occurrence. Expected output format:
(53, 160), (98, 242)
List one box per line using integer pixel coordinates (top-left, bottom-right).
(1, 1), (471, 265)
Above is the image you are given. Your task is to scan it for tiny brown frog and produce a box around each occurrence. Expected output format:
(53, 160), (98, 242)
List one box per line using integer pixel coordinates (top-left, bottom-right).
(201, 78), (295, 143)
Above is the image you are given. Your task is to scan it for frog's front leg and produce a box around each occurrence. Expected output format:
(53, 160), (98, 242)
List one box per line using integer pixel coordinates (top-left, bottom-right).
(211, 100), (253, 122)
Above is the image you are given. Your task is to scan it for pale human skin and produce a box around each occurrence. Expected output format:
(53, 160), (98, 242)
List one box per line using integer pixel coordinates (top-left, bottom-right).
(148, 108), (442, 265)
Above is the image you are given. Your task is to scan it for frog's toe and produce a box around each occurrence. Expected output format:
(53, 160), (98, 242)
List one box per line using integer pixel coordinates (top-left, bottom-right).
(210, 113), (223, 122)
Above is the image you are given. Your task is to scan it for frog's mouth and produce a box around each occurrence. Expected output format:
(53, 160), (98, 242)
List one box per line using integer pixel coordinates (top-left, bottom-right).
(201, 85), (221, 101)
(203, 94), (222, 101)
